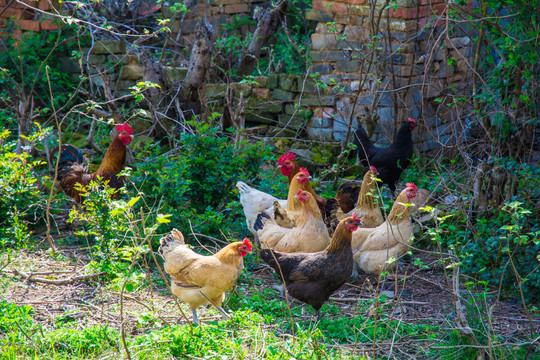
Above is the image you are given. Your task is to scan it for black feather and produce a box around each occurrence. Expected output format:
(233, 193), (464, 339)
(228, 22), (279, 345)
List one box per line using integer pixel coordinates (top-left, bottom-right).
(253, 211), (271, 231)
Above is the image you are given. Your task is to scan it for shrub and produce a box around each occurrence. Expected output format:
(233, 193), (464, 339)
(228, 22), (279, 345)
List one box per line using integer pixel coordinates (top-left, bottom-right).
(130, 122), (274, 241)
(0, 130), (45, 247)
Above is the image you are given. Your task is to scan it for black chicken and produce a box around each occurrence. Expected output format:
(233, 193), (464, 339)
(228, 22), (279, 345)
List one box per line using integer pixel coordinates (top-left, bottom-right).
(353, 118), (416, 193)
(260, 215), (361, 320)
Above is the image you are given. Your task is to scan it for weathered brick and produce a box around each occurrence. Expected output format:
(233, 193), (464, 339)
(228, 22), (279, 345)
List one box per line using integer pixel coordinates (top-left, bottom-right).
(311, 33), (337, 50)
(390, 53), (414, 65)
(14, 19), (40, 32)
(252, 88), (270, 99)
(272, 89), (295, 101)
(40, 20), (61, 31)
(301, 96), (336, 106)
(311, 63), (333, 74)
(280, 74), (298, 91)
(335, 14), (364, 25)
(308, 127), (334, 141)
(334, 61), (359, 72)
(91, 41), (126, 55)
(341, 0), (367, 4)
(311, 117), (333, 128)
(336, 39), (363, 51)
(164, 66), (188, 82)
(305, 9), (333, 22)
(267, 74), (279, 89)
(310, 51), (350, 62)
(279, 114), (306, 129)
(205, 83), (228, 98)
(120, 63), (144, 81)
(253, 76), (267, 87)
(285, 103), (309, 115)
(223, 3), (250, 14)
(313, 107), (335, 118)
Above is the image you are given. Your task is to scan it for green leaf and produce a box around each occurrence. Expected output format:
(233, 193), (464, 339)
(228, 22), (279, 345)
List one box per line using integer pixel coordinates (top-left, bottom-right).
(125, 283), (134, 292)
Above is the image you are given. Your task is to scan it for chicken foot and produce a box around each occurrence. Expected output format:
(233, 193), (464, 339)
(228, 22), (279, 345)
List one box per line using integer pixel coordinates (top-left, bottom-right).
(191, 308), (199, 325)
(199, 290), (231, 321)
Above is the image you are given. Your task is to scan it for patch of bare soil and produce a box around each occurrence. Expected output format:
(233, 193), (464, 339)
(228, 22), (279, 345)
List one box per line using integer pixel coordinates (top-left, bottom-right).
(1, 243), (538, 358)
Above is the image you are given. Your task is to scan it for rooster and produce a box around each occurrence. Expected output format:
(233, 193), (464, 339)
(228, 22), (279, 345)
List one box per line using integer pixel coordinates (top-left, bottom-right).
(325, 166), (384, 231)
(159, 229), (252, 325)
(53, 123), (133, 203)
(352, 183), (418, 275)
(260, 215), (362, 320)
(255, 190), (330, 253)
(278, 152), (361, 216)
(236, 181), (287, 235)
(353, 118), (416, 193)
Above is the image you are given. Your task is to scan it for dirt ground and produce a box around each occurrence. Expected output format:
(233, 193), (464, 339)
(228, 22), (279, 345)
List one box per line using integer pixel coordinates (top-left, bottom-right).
(2, 240), (538, 359)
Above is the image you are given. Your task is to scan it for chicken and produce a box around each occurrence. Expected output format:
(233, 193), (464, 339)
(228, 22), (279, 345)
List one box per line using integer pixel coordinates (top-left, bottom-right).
(256, 190), (330, 253)
(236, 181), (287, 235)
(278, 152), (361, 217)
(325, 166), (384, 231)
(273, 168), (318, 228)
(260, 215), (362, 320)
(352, 183), (418, 275)
(353, 118), (416, 193)
(278, 153), (327, 219)
(159, 229), (252, 325)
(53, 123), (133, 203)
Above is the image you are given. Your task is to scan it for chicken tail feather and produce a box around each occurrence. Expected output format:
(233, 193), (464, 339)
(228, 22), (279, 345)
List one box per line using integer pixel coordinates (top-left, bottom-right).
(158, 228), (185, 258)
(254, 211), (271, 232)
(324, 198), (341, 233)
(53, 144), (84, 179)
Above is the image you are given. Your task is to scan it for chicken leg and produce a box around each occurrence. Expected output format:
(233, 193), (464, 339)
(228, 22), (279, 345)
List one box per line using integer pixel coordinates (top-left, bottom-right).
(191, 308), (199, 325)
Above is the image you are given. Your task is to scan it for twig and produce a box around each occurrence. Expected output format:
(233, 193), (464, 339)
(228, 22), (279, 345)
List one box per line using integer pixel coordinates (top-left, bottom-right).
(12, 268), (106, 285)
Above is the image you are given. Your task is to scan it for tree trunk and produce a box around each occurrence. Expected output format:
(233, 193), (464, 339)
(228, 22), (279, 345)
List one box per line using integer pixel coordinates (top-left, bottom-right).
(236, 0), (288, 77)
(182, 17), (214, 118)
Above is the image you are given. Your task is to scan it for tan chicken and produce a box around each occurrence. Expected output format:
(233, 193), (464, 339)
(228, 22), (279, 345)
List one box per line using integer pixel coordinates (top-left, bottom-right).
(255, 190), (330, 253)
(326, 166), (384, 231)
(273, 168), (317, 228)
(159, 229), (252, 324)
(352, 183), (418, 275)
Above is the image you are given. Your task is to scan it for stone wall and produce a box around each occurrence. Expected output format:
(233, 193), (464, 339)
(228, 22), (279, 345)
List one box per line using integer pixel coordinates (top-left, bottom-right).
(304, 0), (475, 151)
(0, 0), (61, 38)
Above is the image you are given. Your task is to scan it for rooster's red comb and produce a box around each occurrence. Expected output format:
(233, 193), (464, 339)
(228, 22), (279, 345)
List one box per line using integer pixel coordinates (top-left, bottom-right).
(352, 213), (359, 221)
(369, 166), (378, 174)
(117, 123), (133, 135)
(406, 183), (418, 191)
(278, 152), (296, 165)
(297, 189), (303, 195)
(243, 238), (252, 251)
(299, 167), (310, 177)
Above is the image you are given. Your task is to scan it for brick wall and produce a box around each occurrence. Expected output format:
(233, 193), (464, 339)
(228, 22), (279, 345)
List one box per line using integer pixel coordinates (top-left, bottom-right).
(305, 0), (475, 151)
(0, 0), (61, 38)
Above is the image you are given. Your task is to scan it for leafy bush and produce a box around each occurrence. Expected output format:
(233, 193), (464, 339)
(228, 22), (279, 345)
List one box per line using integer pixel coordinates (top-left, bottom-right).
(131, 122), (274, 241)
(0, 130), (45, 247)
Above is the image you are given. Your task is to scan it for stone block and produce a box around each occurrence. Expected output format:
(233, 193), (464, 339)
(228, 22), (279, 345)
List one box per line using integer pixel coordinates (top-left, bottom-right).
(279, 114), (306, 129)
(333, 114), (355, 133)
(249, 100), (282, 113)
(376, 107), (396, 123)
(58, 57), (80, 74)
(267, 74), (279, 89)
(305, 9), (333, 22)
(310, 51), (350, 62)
(223, 3), (250, 14)
(252, 88), (270, 99)
(311, 63), (333, 74)
(285, 103), (309, 115)
(280, 74), (298, 91)
(335, 61), (359, 72)
(336, 39), (364, 51)
(377, 92), (395, 106)
(308, 127), (334, 141)
(391, 53), (414, 65)
(205, 83), (228, 97)
(164, 66), (188, 82)
(91, 40), (126, 55)
(437, 64), (455, 78)
(313, 107), (335, 118)
(335, 15), (364, 26)
(298, 79), (319, 94)
(300, 96), (336, 106)
(311, 33), (337, 50)
(311, 117), (333, 128)
(245, 112), (275, 125)
(119, 63), (143, 80)
(254, 76), (268, 87)
(272, 89), (295, 101)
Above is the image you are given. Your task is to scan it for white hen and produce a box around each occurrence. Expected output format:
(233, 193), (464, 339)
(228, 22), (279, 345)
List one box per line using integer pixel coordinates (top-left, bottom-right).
(236, 181), (287, 235)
